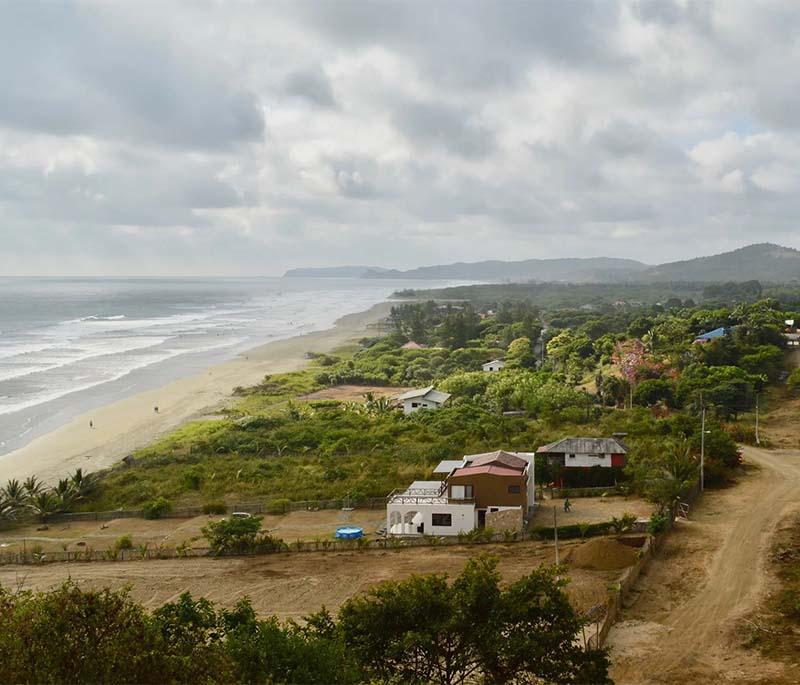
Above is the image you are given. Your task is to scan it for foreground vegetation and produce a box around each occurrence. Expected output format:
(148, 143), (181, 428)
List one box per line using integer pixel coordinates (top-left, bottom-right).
(0, 557), (609, 684)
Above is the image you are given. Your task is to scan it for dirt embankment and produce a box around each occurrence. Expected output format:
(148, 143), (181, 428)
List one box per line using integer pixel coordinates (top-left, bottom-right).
(607, 447), (800, 684)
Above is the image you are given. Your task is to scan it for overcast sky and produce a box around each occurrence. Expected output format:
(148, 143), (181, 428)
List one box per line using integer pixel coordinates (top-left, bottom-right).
(2, 1), (800, 276)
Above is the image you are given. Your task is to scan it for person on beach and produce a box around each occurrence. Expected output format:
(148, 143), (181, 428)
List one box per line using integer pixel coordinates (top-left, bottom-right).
(89, 420), (93, 429)
(154, 406), (159, 413)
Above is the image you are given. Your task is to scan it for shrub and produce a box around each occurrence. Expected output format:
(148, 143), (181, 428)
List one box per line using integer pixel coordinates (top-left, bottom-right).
(647, 510), (668, 535)
(142, 497), (172, 520)
(201, 516), (284, 555)
(115, 535), (133, 551)
(609, 513), (638, 535)
(202, 501), (227, 515)
(267, 498), (291, 515)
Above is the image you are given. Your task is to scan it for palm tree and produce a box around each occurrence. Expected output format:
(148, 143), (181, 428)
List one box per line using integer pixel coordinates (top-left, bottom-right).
(70, 468), (95, 498)
(53, 479), (78, 511)
(0, 498), (19, 522)
(2, 479), (26, 509)
(23, 475), (44, 498)
(28, 491), (59, 522)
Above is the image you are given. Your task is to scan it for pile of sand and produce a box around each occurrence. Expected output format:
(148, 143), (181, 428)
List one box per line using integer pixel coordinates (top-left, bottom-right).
(564, 537), (638, 571)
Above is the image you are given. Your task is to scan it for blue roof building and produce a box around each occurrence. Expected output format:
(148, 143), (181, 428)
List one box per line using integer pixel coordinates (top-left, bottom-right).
(694, 326), (728, 343)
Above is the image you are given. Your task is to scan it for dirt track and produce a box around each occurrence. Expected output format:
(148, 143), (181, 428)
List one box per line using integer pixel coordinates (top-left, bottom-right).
(609, 446), (800, 684)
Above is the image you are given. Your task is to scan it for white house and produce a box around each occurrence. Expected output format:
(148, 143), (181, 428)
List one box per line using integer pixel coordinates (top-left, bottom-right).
(396, 386), (451, 414)
(482, 359), (505, 372)
(387, 450), (535, 536)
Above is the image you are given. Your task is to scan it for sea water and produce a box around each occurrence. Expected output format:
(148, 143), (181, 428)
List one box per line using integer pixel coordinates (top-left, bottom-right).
(0, 276), (448, 457)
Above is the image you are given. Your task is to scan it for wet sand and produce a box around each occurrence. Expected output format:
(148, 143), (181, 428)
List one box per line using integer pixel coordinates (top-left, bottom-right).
(0, 302), (391, 483)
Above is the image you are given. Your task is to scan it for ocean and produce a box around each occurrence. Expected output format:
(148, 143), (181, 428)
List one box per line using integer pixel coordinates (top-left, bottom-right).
(0, 276), (446, 457)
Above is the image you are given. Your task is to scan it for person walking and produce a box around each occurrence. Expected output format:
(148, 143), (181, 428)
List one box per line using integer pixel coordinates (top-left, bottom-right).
(563, 498), (571, 513)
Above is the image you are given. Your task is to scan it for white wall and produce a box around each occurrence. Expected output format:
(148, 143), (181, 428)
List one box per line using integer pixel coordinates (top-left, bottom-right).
(387, 502), (476, 535)
(403, 398), (441, 414)
(565, 452), (612, 468)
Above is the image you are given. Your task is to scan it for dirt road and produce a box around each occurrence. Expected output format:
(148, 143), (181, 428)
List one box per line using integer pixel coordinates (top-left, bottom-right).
(608, 446), (800, 683)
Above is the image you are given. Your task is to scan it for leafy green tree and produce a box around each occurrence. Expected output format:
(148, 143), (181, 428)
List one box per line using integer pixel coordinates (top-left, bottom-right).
(0, 582), (221, 684)
(505, 336), (536, 369)
(738, 344), (784, 382)
(632, 379), (675, 407)
(339, 556), (609, 685)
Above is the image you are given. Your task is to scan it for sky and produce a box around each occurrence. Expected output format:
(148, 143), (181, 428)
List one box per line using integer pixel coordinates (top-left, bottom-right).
(2, 0), (800, 276)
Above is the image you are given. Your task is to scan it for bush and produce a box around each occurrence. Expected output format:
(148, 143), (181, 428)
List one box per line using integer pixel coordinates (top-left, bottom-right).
(531, 522), (609, 540)
(142, 497), (172, 520)
(202, 501), (227, 515)
(201, 516), (285, 555)
(114, 535), (133, 551)
(267, 498), (291, 515)
(647, 510), (668, 535)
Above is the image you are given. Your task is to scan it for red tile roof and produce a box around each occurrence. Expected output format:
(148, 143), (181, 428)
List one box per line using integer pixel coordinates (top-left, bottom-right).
(450, 465), (524, 478)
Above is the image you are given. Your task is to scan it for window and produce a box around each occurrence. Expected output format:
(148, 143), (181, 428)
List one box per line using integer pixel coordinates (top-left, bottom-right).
(507, 485), (521, 494)
(568, 453), (575, 459)
(431, 513), (452, 527)
(450, 485), (473, 499)
(411, 402), (419, 408)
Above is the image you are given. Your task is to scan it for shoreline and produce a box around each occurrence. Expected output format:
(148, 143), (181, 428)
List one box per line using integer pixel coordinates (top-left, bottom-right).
(0, 302), (392, 483)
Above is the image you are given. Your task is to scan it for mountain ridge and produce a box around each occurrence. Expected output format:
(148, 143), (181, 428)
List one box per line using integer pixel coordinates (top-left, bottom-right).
(283, 243), (800, 283)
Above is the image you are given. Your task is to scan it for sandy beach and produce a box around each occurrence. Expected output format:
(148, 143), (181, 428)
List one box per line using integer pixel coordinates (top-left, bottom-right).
(0, 302), (392, 483)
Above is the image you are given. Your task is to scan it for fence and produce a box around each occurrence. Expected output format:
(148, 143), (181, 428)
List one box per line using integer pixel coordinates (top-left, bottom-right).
(550, 485), (626, 499)
(587, 478), (702, 649)
(45, 497), (388, 524)
(0, 528), (538, 566)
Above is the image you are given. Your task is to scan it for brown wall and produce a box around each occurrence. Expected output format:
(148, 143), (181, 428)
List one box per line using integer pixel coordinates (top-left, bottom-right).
(448, 472), (527, 509)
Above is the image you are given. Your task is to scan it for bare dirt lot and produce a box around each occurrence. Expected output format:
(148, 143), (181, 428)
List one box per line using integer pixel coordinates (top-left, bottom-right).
(530, 495), (652, 527)
(760, 394), (800, 449)
(0, 539), (619, 621)
(607, 446), (800, 684)
(299, 384), (406, 402)
(0, 509), (388, 555)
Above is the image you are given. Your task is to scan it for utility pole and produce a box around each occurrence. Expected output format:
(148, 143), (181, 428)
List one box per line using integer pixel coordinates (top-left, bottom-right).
(755, 394), (760, 446)
(700, 400), (706, 492)
(553, 505), (560, 566)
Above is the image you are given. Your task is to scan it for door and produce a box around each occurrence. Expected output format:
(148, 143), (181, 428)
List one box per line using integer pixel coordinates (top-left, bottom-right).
(477, 509), (486, 528)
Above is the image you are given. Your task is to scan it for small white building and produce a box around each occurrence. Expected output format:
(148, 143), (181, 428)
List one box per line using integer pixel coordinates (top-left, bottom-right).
(386, 481), (476, 536)
(482, 359), (505, 372)
(396, 386), (451, 414)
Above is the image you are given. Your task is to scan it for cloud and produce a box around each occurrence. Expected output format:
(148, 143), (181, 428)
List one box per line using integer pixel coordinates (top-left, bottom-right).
(1, 0), (800, 275)
(0, 2), (264, 149)
(283, 67), (338, 108)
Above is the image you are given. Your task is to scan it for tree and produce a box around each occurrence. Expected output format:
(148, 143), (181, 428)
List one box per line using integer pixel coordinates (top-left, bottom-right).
(201, 515), (283, 555)
(632, 379), (675, 408)
(505, 337), (536, 369)
(338, 556), (609, 685)
(27, 491), (59, 522)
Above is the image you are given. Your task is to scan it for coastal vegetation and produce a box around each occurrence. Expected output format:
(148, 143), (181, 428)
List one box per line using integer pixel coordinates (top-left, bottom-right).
(3, 285), (795, 522)
(27, 289), (788, 517)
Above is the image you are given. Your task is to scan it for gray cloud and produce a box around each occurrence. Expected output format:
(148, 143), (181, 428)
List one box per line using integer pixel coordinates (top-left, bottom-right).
(284, 67), (338, 108)
(0, 2), (264, 149)
(1, 0), (800, 275)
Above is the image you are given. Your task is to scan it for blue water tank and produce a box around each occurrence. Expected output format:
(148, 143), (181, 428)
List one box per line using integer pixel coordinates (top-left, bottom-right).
(335, 526), (364, 539)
